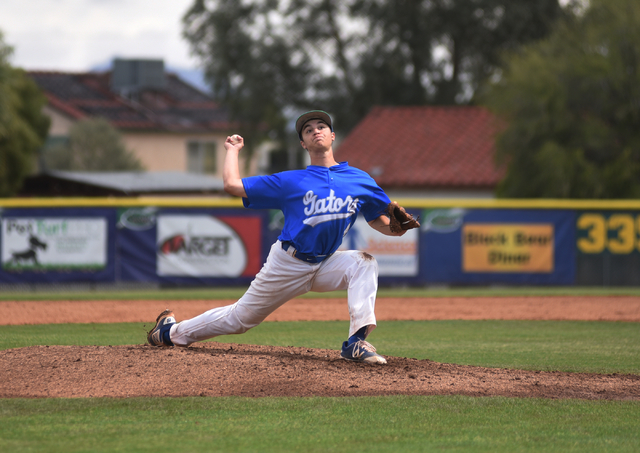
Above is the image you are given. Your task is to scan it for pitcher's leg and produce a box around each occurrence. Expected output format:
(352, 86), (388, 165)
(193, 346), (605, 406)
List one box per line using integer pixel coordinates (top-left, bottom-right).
(345, 252), (379, 338)
(171, 242), (316, 346)
(170, 302), (252, 346)
(311, 250), (379, 338)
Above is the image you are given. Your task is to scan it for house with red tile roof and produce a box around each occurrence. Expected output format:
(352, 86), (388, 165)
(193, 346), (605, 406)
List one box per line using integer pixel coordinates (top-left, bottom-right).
(28, 59), (260, 179)
(334, 106), (505, 198)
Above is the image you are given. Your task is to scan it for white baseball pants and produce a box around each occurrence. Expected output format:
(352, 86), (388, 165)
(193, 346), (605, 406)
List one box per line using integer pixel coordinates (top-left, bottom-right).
(170, 240), (379, 346)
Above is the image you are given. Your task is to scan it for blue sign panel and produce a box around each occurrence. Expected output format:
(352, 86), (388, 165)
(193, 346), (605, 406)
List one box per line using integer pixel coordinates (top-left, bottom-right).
(420, 208), (576, 285)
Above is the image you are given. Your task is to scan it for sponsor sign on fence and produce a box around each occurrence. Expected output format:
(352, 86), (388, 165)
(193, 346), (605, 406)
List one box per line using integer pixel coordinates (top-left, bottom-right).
(156, 215), (249, 278)
(462, 223), (554, 273)
(1, 217), (107, 272)
(339, 217), (419, 276)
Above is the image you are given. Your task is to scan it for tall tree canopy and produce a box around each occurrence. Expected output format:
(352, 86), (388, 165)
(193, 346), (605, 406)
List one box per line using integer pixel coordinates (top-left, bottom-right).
(43, 118), (145, 172)
(183, 0), (562, 151)
(481, 0), (640, 198)
(0, 32), (50, 197)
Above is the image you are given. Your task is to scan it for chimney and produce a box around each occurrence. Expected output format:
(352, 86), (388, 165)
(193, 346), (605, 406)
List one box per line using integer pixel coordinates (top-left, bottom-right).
(110, 58), (166, 97)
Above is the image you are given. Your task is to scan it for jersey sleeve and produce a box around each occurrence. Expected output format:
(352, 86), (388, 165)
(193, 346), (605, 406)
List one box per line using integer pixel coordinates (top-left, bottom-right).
(359, 177), (391, 222)
(242, 174), (283, 210)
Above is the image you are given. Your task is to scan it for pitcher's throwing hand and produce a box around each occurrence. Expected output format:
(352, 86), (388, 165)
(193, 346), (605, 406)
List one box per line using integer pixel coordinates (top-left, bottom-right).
(226, 134), (243, 147)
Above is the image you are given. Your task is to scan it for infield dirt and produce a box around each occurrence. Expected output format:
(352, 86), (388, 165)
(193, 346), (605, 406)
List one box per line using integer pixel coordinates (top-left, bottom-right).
(1, 296), (639, 400)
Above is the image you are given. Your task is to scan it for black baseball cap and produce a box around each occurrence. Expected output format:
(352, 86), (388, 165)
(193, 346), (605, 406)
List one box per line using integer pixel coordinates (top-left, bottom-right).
(295, 110), (333, 139)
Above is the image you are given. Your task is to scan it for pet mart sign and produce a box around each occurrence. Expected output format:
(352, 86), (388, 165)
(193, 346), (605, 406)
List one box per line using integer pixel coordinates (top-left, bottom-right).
(462, 223), (554, 273)
(156, 215), (249, 277)
(1, 218), (107, 271)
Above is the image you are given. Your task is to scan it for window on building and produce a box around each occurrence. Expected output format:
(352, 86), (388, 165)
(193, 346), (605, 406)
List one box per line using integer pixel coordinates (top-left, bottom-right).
(187, 141), (217, 174)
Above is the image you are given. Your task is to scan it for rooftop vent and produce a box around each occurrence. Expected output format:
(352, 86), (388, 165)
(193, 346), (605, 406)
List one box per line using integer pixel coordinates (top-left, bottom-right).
(110, 58), (166, 95)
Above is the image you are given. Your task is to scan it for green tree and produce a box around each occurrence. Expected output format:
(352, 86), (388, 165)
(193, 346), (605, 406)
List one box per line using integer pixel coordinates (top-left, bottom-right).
(43, 118), (145, 171)
(0, 32), (50, 197)
(182, 0), (562, 161)
(183, 0), (309, 162)
(481, 0), (640, 198)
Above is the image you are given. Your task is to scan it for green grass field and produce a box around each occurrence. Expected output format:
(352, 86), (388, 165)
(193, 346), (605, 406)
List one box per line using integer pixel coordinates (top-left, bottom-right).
(1, 287), (639, 452)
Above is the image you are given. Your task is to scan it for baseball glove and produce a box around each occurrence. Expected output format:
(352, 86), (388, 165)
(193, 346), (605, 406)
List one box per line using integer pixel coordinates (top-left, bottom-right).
(387, 201), (420, 233)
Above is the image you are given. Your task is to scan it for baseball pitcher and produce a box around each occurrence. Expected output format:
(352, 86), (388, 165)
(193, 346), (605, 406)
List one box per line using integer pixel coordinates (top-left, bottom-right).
(148, 110), (419, 364)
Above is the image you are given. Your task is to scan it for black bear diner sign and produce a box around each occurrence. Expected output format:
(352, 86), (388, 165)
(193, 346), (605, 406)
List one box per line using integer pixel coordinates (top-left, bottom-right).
(462, 224), (554, 273)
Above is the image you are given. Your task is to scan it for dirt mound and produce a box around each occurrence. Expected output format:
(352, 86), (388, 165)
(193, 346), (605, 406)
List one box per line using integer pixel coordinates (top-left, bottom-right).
(1, 342), (638, 400)
(1, 296), (639, 400)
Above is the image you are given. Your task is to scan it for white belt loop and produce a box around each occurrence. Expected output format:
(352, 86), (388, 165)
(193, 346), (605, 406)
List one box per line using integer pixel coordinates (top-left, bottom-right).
(282, 241), (297, 258)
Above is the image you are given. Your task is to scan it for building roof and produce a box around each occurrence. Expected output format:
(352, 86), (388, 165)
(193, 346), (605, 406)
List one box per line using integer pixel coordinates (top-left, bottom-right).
(19, 171), (225, 197)
(335, 106), (505, 189)
(28, 70), (231, 132)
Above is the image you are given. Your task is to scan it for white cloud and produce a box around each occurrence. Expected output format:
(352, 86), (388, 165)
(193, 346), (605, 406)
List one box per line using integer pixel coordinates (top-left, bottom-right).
(0, 0), (198, 71)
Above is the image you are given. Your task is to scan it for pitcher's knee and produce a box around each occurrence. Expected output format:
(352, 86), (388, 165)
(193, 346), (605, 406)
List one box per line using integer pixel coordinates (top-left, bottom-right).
(359, 251), (376, 263)
(357, 251), (378, 271)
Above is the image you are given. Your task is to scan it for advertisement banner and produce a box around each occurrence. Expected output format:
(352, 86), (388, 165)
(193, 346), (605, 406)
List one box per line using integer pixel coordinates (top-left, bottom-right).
(156, 214), (261, 278)
(1, 217), (107, 272)
(339, 216), (419, 276)
(117, 207), (157, 231)
(0, 202), (591, 286)
(462, 223), (554, 273)
(421, 208), (575, 285)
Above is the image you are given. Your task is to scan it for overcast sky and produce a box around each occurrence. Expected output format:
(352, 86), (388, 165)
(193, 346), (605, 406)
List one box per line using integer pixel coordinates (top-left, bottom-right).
(1, 0), (199, 72)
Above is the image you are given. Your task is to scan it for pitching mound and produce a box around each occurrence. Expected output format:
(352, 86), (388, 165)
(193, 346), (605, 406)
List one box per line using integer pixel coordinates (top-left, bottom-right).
(1, 342), (638, 400)
(1, 296), (639, 400)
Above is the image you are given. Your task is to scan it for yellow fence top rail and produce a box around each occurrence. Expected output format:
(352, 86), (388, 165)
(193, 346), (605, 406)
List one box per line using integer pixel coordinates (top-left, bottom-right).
(395, 198), (640, 210)
(0, 197), (639, 210)
(0, 197), (245, 208)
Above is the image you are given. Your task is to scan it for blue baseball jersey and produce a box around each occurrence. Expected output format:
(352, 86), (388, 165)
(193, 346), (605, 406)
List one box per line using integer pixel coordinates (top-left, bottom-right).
(242, 162), (390, 257)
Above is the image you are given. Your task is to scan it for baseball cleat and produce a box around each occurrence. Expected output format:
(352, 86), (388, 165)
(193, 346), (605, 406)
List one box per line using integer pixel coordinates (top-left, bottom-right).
(147, 309), (176, 347)
(341, 340), (387, 364)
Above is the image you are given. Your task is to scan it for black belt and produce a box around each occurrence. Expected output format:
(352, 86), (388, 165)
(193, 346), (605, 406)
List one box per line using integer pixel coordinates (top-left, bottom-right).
(281, 241), (331, 264)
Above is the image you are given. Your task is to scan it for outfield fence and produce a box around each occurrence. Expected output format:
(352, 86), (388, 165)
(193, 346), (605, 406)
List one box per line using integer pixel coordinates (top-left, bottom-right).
(1, 198), (639, 287)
